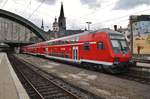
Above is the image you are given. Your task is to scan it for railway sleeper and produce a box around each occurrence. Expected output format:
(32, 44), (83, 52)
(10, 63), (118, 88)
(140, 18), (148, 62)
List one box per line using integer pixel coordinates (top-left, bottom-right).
(43, 93), (70, 99)
(41, 90), (64, 95)
(34, 83), (53, 86)
(38, 87), (61, 92)
(36, 85), (56, 89)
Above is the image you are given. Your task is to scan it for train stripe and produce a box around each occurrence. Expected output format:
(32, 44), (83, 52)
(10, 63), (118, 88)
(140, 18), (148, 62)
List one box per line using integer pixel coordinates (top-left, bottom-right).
(80, 59), (113, 66)
(31, 42), (97, 48)
(44, 54), (113, 66)
(44, 55), (76, 62)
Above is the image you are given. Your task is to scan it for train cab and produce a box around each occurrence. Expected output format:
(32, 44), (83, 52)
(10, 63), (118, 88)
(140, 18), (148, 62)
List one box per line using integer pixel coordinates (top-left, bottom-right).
(106, 32), (133, 73)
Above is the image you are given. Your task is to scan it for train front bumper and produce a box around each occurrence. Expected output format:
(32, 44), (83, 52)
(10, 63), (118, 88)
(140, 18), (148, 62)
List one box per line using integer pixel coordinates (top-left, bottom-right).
(112, 60), (136, 69)
(102, 60), (136, 73)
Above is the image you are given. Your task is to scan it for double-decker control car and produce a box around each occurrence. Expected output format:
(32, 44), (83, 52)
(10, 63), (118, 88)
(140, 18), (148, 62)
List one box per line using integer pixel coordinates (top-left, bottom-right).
(21, 29), (134, 73)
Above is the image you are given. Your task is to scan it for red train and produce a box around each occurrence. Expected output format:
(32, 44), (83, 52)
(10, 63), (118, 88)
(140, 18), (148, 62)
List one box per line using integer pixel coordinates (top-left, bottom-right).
(21, 28), (134, 73)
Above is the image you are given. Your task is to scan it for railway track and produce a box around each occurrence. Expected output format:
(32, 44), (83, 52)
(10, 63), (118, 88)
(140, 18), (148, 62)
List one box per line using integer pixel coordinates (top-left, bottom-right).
(82, 61), (150, 85)
(8, 54), (101, 99)
(134, 58), (150, 63)
(27, 54), (150, 86)
(117, 66), (150, 85)
(130, 65), (150, 73)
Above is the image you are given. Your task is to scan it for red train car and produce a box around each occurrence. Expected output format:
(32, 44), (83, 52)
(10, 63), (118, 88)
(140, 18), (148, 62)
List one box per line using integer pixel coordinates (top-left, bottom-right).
(21, 29), (134, 73)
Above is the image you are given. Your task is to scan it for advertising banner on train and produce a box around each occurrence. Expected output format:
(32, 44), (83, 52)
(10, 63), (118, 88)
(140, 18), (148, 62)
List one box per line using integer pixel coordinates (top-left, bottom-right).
(131, 15), (150, 55)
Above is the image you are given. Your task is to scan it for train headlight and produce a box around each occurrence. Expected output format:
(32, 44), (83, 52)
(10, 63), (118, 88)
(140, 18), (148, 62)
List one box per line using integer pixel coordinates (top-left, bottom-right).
(114, 57), (119, 64)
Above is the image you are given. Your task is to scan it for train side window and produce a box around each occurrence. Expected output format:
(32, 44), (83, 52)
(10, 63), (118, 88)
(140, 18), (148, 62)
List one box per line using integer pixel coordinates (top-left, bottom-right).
(71, 38), (75, 43)
(84, 42), (90, 51)
(76, 37), (79, 42)
(98, 42), (104, 50)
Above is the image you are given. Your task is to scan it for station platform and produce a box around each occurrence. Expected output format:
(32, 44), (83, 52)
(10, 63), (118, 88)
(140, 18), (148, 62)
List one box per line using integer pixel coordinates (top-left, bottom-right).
(0, 53), (29, 99)
(136, 62), (150, 67)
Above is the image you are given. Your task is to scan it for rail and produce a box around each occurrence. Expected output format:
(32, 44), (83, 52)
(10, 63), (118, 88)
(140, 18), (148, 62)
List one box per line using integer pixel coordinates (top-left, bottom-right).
(117, 65), (150, 85)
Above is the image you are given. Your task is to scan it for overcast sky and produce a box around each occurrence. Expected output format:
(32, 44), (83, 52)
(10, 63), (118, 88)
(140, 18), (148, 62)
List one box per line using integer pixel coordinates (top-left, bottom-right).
(0, 0), (150, 31)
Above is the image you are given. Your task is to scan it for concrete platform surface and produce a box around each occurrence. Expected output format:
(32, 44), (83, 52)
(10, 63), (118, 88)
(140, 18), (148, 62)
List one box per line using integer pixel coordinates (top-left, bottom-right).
(0, 53), (29, 99)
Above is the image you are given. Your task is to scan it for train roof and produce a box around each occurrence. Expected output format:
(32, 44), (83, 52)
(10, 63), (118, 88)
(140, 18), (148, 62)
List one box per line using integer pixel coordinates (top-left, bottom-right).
(46, 28), (122, 42)
(29, 28), (123, 46)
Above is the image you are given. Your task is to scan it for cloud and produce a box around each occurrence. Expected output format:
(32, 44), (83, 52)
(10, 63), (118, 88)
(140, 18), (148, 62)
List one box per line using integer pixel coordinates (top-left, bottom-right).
(0, 0), (5, 7)
(0, 0), (3, 3)
(80, 0), (101, 9)
(114, 0), (150, 10)
(36, 0), (57, 5)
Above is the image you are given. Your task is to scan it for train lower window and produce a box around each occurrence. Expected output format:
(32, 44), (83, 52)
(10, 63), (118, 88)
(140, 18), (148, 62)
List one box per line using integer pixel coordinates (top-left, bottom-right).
(66, 39), (70, 44)
(98, 42), (104, 50)
(84, 42), (90, 50)
(65, 40), (69, 44)
(45, 48), (49, 54)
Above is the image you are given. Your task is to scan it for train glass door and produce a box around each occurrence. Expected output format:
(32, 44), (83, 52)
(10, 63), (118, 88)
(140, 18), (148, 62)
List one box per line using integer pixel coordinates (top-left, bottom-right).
(45, 47), (49, 55)
(73, 46), (78, 61)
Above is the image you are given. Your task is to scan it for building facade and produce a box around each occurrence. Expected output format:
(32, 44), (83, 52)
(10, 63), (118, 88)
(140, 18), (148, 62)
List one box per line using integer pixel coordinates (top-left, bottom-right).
(0, 17), (42, 43)
(130, 15), (150, 55)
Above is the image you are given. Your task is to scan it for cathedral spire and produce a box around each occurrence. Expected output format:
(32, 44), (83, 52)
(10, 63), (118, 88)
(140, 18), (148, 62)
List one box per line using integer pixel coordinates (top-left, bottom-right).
(60, 2), (64, 18)
(58, 2), (66, 31)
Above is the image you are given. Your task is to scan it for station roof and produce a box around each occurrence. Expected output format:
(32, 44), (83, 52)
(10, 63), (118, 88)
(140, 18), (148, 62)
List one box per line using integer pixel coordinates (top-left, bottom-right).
(0, 9), (46, 41)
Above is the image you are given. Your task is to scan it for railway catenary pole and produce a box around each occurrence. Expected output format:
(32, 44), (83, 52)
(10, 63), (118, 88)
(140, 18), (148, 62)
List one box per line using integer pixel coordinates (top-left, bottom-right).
(86, 22), (92, 31)
(129, 16), (134, 55)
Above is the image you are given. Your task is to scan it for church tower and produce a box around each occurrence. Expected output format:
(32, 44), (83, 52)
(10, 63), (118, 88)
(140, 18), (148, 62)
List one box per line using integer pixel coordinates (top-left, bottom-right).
(52, 17), (59, 38)
(58, 2), (66, 31)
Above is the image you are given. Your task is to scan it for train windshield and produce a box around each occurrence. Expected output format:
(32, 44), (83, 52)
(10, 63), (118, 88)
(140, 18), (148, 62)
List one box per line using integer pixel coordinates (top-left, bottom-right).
(111, 39), (129, 54)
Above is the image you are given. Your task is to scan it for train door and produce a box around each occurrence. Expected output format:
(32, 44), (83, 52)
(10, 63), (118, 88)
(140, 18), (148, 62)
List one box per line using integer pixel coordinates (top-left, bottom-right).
(73, 46), (78, 61)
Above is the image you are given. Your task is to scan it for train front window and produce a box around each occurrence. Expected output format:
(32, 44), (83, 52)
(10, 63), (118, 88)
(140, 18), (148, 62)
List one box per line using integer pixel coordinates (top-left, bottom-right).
(111, 40), (121, 54)
(120, 40), (129, 53)
(111, 40), (129, 54)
